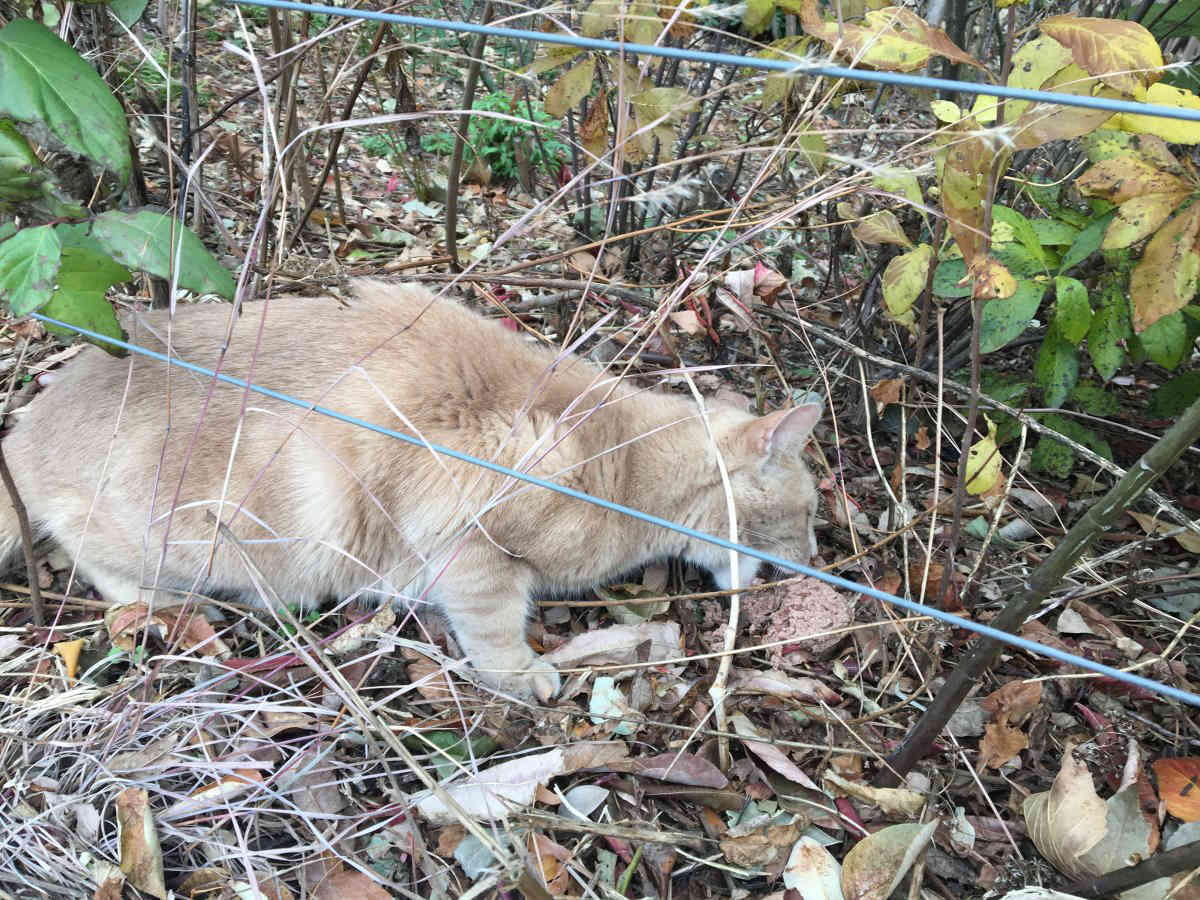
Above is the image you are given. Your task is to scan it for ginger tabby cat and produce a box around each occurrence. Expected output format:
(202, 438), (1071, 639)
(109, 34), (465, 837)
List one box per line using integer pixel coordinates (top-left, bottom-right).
(0, 280), (821, 700)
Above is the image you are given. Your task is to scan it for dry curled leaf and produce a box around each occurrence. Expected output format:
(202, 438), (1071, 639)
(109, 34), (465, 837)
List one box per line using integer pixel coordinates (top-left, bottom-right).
(529, 832), (572, 894)
(823, 771), (926, 818)
(52, 638), (84, 681)
(978, 723), (1029, 769)
(980, 680), (1043, 725)
(720, 817), (806, 868)
(116, 788), (166, 900)
(104, 602), (230, 658)
(783, 836), (844, 897)
(841, 821), (937, 900)
(1023, 748), (1108, 877)
(1153, 758), (1200, 822)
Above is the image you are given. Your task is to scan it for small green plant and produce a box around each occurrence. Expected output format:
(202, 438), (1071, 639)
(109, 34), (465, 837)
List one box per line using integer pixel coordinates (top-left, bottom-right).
(460, 92), (569, 182)
(0, 20), (234, 349)
(361, 133), (396, 158)
(420, 131), (455, 155)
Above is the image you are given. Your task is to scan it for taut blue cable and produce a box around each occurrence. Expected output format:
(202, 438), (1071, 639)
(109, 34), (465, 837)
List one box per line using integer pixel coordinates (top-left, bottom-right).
(232, 0), (1200, 123)
(29, 310), (1200, 709)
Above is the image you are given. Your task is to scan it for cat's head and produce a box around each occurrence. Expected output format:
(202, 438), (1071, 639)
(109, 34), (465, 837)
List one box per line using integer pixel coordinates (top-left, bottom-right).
(702, 402), (823, 591)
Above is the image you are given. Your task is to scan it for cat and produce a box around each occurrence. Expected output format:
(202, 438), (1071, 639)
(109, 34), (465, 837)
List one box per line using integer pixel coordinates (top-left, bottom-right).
(0, 279), (821, 701)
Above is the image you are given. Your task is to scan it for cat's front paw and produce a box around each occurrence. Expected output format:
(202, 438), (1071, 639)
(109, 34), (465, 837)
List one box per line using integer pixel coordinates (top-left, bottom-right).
(495, 656), (561, 703)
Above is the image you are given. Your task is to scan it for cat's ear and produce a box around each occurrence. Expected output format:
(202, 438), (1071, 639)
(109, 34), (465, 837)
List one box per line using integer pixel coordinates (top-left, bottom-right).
(741, 402), (822, 458)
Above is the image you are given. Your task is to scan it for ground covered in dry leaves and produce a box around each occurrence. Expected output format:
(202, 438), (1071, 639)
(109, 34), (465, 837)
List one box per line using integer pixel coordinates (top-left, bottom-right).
(2, 2), (1200, 899)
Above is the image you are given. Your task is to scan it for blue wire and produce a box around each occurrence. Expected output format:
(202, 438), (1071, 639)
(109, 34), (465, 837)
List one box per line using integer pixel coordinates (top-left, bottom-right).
(232, 0), (1200, 123)
(30, 311), (1200, 709)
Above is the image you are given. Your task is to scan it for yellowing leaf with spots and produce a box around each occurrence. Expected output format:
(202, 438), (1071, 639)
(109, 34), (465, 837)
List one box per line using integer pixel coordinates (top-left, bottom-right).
(1103, 191), (1190, 249)
(1108, 82), (1200, 144)
(545, 59), (596, 117)
(797, 0), (983, 72)
(1075, 156), (1191, 204)
(882, 243), (932, 328)
(1009, 64), (1115, 150)
(1129, 201), (1200, 332)
(1039, 15), (1163, 95)
(931, 99), (963, 122)
(939, 127), (1000, 266)
(965, 417), (1002, 495)
(991, 35), (1074, 124)
(971, 256), (1017, 300)
(853, 210), (913, 248)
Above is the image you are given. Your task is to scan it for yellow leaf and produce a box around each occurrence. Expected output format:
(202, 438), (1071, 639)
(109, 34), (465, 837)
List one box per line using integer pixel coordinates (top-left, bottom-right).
(882, 243), (932, 328)
(1110, 82), (1200, 144)
(965, 417), (1002, 495)
(582, 0), (620, 37)
(630, 87), (694, 126)
(852, 209), (913, 247)
(797, 0), (983, 72)
(544, 59), (596, 117)
(1103, 191), (1190, 249)
(53, 638), (84, 682)
(1128, 511), (1200, 554)
(931, 99), (963, 122)
(1075, 156), (1191, 204)
(627, 0), (664, 45)
(525, 45), (584, 75)
(1040, 15), (1164, 95)
(793, 128), (827, 173)
(971, 256), (1017, 300)
(1009, 64), (1114, 150)
(744, 0), (776, 34)
(872, 168), (923, 206)
(938, 128), (999, 266)
(755, 36), (810, 108)
(996, 34), (1075, 123)
(1129, 201), (1200, 332)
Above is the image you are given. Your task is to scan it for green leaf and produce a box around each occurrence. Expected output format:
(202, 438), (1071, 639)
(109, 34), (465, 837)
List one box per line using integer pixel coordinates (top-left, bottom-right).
(1060, 211), (1116, 273)
(1054, 275), (1093, 343)
(1087, 282), (1131, 380)
(90, 209), (235, 299)
(1030, 412), (1113, 477)
(743, 0), (776, 34)
(1082, 128), (1135, 162)
(1031, 218), (1080, 247)
(932, 258), (970, 298)
(1035, 322), (1080, 408)
(54, 221), (105, 254)
(976, 371), (1032, 444)
(1150, 372), (1200, 416)
(0, 119), (41, 204)
(109, 0), (149, 26)
(38, 247), (128, 353)
(0, 20), (130, 185)
(1136, 310), (1189, 369)
(992, 205), (1047, 270)
(992, 241), (1045, 279)
(1031, 435), (1075, 478)
(1023, 178), (1061, 207)
(872, 168), (923, 207)
(979, 278), (1045, 353)
(0, 221), (15, 241)
(0, 224), (61, 315)
(1071, 380), (1119, 416)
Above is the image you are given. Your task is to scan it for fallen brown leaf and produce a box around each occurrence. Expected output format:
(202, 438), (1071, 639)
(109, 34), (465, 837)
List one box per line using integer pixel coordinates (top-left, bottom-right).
(116, 788), (166, 900)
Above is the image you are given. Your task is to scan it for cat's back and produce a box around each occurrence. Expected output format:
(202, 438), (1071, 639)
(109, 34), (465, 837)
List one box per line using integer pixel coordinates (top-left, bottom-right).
(15, 280), (608, 443)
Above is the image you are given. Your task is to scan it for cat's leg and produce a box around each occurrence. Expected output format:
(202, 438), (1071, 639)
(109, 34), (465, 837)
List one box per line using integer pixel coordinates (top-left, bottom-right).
(431, 548), (560, 702)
